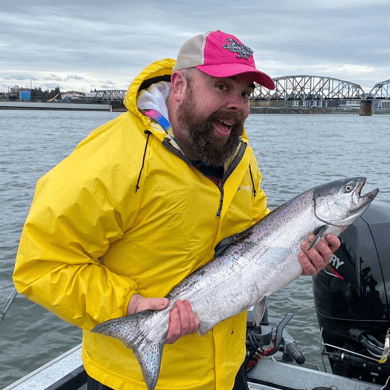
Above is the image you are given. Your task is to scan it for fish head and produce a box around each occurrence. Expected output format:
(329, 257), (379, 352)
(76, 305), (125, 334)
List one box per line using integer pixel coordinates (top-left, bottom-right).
(313, 177), (379, 227)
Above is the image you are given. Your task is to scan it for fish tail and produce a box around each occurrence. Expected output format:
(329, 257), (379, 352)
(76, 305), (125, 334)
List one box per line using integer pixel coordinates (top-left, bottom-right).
(92, 311), (164, 390)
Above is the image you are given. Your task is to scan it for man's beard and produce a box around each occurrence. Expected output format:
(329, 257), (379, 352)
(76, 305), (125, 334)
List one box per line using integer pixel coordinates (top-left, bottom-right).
(176, 88), (244, 166)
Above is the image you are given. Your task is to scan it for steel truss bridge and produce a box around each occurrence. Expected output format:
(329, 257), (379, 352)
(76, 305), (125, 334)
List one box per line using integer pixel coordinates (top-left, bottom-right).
(251, 76), (390, 101)
(91, 90), (127, 101)
(367, 80), (390, 99)
(88, 79), (390, 103)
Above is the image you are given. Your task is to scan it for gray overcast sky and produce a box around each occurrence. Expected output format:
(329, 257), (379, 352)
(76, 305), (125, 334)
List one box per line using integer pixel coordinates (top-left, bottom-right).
(1, 0), (389, 93)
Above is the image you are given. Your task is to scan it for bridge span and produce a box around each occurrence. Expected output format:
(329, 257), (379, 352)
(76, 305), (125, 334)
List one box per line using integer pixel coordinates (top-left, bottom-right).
(251, 76), (390, 102)
(88, 78), (390, 105)
(367, 80), (390, 99)
(92, 90), (127, 102)
(251, 75), (366, 101)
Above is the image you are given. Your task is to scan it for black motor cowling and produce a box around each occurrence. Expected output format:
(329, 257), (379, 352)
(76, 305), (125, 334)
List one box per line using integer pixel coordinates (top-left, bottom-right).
(313, 203), (390, 384)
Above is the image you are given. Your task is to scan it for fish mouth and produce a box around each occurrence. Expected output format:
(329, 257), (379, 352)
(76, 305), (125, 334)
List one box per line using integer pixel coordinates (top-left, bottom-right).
(313, 177), (379, 227)
(351, 179), (379, 215)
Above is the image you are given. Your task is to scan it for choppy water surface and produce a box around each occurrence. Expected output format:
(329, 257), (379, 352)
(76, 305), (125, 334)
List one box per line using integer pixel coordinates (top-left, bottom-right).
(0, 111), (389, 387)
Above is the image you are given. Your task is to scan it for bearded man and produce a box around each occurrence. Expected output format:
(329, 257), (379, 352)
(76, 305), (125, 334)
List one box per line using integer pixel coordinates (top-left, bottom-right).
(13, 31), (340, 390)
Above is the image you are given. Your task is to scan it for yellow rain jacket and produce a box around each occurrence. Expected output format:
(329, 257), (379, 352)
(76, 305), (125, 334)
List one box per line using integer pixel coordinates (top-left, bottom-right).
(13, 58), (269, 390)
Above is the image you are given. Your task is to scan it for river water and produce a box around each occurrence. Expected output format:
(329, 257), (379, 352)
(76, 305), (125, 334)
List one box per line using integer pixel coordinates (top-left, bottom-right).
(0, 110), (389, 388)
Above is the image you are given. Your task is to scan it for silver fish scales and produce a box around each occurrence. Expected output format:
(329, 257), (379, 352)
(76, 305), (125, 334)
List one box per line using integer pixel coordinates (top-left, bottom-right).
(92, 177), (379, 390)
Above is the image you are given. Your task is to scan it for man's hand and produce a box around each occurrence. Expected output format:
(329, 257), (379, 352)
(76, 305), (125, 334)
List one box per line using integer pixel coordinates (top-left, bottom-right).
(128, 294), (169, 314)
(128, 294), (199, 344)
(165, 299), (200, 344)
(299, 233), (341, 276)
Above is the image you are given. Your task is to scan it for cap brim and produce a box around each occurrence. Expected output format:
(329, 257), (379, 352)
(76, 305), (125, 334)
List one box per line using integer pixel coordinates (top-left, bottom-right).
(196, 63), (275, 90)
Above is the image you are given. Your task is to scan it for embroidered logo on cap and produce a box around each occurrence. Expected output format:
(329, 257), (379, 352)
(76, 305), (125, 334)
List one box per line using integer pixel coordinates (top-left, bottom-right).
(223, 38), (254, 59)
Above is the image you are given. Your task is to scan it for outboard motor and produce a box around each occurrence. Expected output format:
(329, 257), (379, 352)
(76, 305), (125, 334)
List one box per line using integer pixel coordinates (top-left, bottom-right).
(313, 203), (390, 385)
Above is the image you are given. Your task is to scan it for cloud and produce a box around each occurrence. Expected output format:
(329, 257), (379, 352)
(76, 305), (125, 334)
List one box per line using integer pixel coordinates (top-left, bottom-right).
(2, 73), (37, 81)
(43, 83), (62, 90)
(0, 0), (389, 93)
(65, 75), (86, 81)
(43, 74), (63, 81)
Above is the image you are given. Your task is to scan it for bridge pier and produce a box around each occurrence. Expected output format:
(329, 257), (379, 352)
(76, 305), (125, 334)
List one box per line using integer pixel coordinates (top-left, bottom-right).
(359, 100), (372, 116)
(110, 100), (126, 112)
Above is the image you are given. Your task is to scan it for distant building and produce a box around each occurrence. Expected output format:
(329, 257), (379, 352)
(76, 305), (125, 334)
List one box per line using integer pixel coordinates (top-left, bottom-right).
(20, 90), (31, 101)
(11, 85), (21, 94)
(340, 99), (361, 110)
(61, 91), (86, 100)
(372, 100), (390, 111)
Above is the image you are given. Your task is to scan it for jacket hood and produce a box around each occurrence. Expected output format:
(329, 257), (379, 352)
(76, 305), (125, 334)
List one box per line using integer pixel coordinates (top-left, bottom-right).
(124, 58), (175, 115)
(124, 58), (250, 149)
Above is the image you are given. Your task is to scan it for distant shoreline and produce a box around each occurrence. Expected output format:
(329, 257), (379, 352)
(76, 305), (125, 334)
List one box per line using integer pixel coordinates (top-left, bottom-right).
(250, 107), (390, 115)
(1, 101), (388, 115)
(250, 107), (359, 115)
(0, 101), (114, 111)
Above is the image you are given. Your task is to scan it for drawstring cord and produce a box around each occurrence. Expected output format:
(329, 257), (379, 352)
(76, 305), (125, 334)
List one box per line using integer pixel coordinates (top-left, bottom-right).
(135, 133), (256, 200)
(249, 164), (257, 197)
(135, 130), (151, 193)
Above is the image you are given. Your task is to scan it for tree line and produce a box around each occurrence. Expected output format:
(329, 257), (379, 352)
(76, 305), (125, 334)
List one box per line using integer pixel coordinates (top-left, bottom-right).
(30, 87), (61, 101)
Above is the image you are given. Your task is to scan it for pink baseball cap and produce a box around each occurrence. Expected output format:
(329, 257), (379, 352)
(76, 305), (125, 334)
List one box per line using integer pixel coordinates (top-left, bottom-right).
(173, 30), (275, 90)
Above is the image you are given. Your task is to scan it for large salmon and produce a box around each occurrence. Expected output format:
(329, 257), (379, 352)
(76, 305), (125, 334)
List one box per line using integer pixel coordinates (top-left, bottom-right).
(92, 177), (379, 390)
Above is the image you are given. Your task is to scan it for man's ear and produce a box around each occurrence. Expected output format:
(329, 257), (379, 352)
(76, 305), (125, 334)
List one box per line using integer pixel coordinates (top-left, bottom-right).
(170, 71), (186, 103)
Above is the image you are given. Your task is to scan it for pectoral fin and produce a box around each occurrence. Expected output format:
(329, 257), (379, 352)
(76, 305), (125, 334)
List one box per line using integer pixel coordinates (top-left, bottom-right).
(252, 297), (267, 325)
(307, 225), (327, 250)
(198, 320), (215, 336)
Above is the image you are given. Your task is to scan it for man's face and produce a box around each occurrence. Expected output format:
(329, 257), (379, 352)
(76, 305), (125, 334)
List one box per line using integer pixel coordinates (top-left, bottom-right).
(176, 70), (254, 166)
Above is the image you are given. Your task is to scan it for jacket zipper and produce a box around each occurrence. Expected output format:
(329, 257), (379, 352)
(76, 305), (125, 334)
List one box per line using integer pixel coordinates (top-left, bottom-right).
(163, 139), (247, 218)
(215, 142), (247, 217)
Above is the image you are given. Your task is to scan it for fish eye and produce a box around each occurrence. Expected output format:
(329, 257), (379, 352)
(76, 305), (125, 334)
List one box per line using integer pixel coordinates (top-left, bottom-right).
(345, 185), (353, 192)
